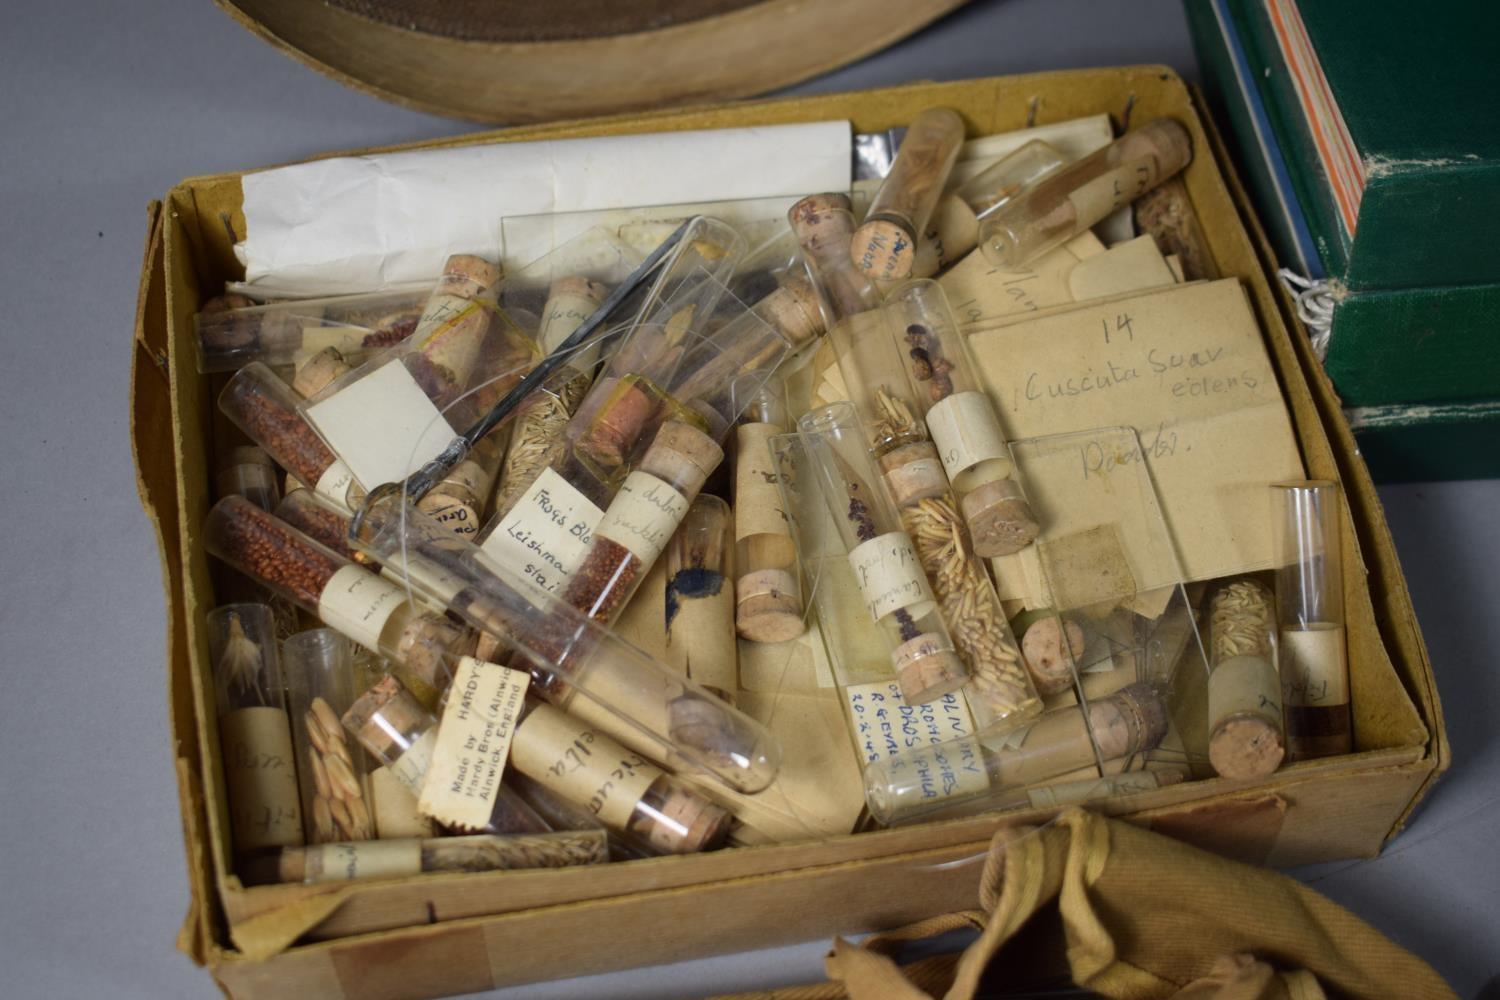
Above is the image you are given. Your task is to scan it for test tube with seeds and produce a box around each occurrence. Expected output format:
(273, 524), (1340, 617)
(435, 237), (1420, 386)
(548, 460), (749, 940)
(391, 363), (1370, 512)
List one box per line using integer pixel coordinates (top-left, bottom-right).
(665, 495), (737, 718)
(216, 446), (281, 513)
(195, 289), (427, 373)
(980, 119), (1193, 268)
(207, 603), (303, 859)
(799, 402), (967, 706)
(884, 279), (1039, 556)
(791, 196), (1040, 728)
(863, 681), (1169, 826)
(1205, 578), (1285, 779)
(1273, 481), (1352, 761)
(203, 496), (473, 707)
(342, 675), (550, 835)
(850, 108), (966, 282)
(733, 377), (805, 642)
(259, 830), (608, 884)
(283, 629), (375, 843)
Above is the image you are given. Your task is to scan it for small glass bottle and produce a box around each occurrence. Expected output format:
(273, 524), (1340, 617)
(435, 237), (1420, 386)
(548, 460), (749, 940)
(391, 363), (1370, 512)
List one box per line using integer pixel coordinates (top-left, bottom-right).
(283, 629), (375, 843)
(850, 107), (966, 281)
(1273, 481), (1352, 761)
(261, 830), (608, 884)
(1205, 578), (1285, 779)
(275, 488), (361, 562)
(220, 362), (360, 510)
(884, 279), (1039, 556)
(207, 604), (304, 858)
(203, 496), (473, 707)
(509, 701), (732, 854)
(195, 288), (427, 373)
(862, 681), (1168, 826)
(799, 402), (967, 706)
(665, 495), (737, 705)
(732, 377), (805, 643)
(216, 446), (281, 513)
(980, 119), (1193, 268)
(342, 675), (550, 835)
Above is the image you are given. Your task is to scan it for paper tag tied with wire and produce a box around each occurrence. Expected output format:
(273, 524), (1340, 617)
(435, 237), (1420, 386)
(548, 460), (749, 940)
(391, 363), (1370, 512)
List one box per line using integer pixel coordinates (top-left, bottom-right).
(419, 658), (529, 829)
(845, 680), (985, 802)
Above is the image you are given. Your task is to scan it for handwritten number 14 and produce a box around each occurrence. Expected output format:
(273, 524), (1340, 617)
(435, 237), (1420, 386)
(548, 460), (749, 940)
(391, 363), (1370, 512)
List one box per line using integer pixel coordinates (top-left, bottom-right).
(1101, 313), (1134, 344)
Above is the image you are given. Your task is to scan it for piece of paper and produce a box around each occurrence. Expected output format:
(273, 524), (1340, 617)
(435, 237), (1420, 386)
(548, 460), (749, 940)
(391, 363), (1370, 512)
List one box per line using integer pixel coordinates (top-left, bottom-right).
(1067, 235), (1178, 301)
(303, 359), (456, 489)
(970, 280), (1305, 598)
(236, 122), (852, 297)
(937, 232), (1105, 329)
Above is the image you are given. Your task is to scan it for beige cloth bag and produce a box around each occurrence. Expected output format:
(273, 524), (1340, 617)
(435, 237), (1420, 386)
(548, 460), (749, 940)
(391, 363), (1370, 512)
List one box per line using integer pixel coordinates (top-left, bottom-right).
(716, 808), (1452, 1000)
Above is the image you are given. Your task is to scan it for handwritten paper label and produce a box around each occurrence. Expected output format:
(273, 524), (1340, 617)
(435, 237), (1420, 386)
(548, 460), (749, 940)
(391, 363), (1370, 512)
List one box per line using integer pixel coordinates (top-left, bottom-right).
(596, 471), (689, 565)
(1025, 770), (1162, 809)
(299, 323), (367, 358)
(480, 468), (604, 597)
(220, 707), (303, 852)
(305, 359), (456, 489)
(848, 531), (935, 622)
(419, 659), (529, 828)
(540, 293), (603, 366)
(925, 391), (1010, 481)
(511, 704), (659, 828)
(1066, 158), (1159, 226)
(313, 460), (357, 509)
(369, 766), (436, 838)
(844, 681), (986, 804)
(388, 728), (438, 798)
(734, 423), (791, 540)
(1209, 654), (1283, 729)
(306, 840), (422, 883)
(318, 565), (406, 650)
(1279, 625), (1348, 707)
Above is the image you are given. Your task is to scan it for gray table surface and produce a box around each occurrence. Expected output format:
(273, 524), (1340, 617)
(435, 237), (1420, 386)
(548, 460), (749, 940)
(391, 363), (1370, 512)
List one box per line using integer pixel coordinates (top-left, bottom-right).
(1, 0), (1495, 996)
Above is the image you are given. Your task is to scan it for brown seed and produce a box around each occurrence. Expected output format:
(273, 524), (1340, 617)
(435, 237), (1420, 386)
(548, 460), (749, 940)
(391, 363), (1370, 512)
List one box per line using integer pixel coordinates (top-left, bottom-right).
(304, 710), (329, 755)
(330, 797), (353, 832)
(325, 753), (361, 801)
(310, 752), (331, 799)
(313, 796), (336, 840)
(311, 697), (342, 739)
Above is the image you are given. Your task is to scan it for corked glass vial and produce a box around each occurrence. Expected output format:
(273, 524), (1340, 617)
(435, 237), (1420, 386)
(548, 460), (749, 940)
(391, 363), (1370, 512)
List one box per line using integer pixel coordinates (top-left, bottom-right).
(883, 279), (1038, 557)
(258, 831), (608, 884)
(732, 377), (805, 642)
(202, 496), (473, 707)
(291, 346), (354, 399)
(342, 675), (550, 835)
(207, 604), (304, 857)
(980, 118), (1194, 268)
(1273, 481), (1351, 761)
(1206, 578), (1285, 779)
(216, 446), (281, 513)
(283, 629), (374, 843)
(195, 288), (426, 374)
(850, 107), (966, 282)
(416, 431), (509, 540)
(862, 681), (1169, 826)
(664, 494), (737, 705)
(220, 362), (360, 510)
(1015, 610), (1091, 697)
(798, 402), (967, 706)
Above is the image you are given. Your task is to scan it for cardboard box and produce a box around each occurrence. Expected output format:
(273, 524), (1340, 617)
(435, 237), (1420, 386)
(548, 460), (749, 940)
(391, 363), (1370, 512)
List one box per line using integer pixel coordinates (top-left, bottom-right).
(130, 67), (1446, 997)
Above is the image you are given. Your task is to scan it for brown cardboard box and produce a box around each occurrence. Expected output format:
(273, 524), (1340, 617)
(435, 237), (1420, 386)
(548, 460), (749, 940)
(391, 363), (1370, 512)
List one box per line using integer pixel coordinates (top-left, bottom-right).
(131, 67), (1446, 997)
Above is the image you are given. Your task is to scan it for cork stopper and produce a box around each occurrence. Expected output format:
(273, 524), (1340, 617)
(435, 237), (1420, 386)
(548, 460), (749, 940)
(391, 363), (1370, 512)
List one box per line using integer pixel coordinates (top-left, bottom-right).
(1209, 716), (1285, 780)
(550, 274), (608, 304)
(851, 216), (919, 282)
(647, 785), (732, 854)
(787, 193), (856, 251)
(641, 421), (724, 498)
(756, 274), (826, 347)
(1113, 681), (1170, 750)
(342, 675), (426, 765)
(878, 442), (947, 506)
(440, 254), (503, 296)
(736, 569), (805, 642)
(892, 633), (969, 705)
(1020, 615), (1087, 695)
(292, 346), (352, 398)
(274, 848), (308, 883)
(962, 479), (1041, 558)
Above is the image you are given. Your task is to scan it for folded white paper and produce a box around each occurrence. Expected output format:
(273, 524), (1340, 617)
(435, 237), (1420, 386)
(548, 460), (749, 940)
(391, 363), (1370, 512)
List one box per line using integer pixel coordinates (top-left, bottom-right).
(235, 122), (852, 298)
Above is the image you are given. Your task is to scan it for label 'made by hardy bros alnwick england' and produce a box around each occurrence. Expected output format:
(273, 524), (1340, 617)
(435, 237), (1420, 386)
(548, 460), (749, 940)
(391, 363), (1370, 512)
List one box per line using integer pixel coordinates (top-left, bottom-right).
(420, 658), (529, 829)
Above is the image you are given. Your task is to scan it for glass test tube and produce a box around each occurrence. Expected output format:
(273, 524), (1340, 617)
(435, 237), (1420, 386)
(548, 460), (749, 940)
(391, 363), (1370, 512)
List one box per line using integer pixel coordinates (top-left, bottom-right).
(196, 289), (427, 373)
(863, 681), (1168, 826)
(791, 197), (1040, 728)
(665, 494), (737, 704)
(342, 675), (550, 835)
(262, 830), (608, 884)
(216, 446), (281, 513)
(798, 402), (967, 706)
(1205, 578), (1285, 779)
(207, 603), (303, 857)
(1273, 481), (1351, 760)
(850, 107), (966, 281)
(733, 377), (805, 642)
(283, 629), (375, 843)
(980, 118), (1193, 268)
(883, 279), (1038, 556)
(351, 493), (780, 795)
(203, 496), (473, 707)
(220, 362), (360, 510)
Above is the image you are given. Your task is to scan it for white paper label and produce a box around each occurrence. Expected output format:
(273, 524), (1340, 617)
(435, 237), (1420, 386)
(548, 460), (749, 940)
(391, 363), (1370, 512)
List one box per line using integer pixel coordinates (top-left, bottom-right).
(735, 423), (791, 541)
(480, 468), (605, 597)
(317, 564), (406, 650)
(925, 391), (1010, 481)
(1025, 771), (1162, 809)
(1280, 625), (1349, 707)
(510, 704), (660, 828)
(844, 680), (976, 764)
(1066, 158), (1160, 225)
(848, 531), (936, 622)
(299, 323), (367, 357)
(369, 766), (436, 838)
(388, 728), (439, 797)
(313, 460), (357, 508)
(540, 293), (602, 366)
(220, 707), (303, 852)
(307, 840), (423, 883)
(1209, 654), (1283, 728)
(596, 470), (689, 565)
(305, 359), (456, 489)
(419, 659), (529, 829)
